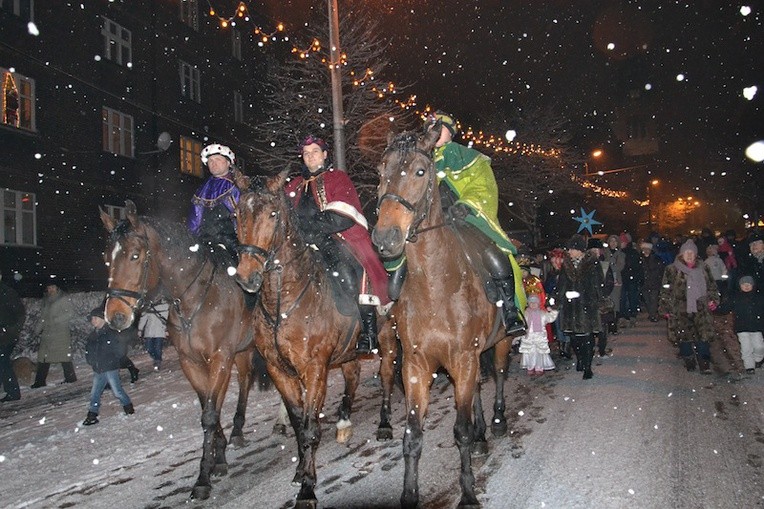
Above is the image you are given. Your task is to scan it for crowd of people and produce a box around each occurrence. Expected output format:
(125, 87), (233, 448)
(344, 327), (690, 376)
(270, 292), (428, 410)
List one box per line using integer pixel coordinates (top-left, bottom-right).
(1, 110), (762, 425)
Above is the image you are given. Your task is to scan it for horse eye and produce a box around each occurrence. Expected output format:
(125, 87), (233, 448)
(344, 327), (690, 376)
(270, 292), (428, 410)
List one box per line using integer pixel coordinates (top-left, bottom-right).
(131, 253), (140, 261)
(416, 168), (426, 176)
(270, 211), (277, 218)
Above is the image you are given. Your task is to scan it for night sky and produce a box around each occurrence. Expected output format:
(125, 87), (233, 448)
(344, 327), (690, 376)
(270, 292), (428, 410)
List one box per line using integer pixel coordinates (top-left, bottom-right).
(256, 0), (762, 212)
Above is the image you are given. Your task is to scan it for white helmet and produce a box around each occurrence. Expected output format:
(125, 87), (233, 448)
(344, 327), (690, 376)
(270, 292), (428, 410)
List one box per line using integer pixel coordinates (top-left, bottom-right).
(200, 143), (235, 165)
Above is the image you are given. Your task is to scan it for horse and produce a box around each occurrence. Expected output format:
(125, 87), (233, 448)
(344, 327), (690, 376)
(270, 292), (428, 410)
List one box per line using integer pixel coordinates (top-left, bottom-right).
(371, 127), (513, 508)
(99, 201), (264, 500)
(233, 171), (399, 509)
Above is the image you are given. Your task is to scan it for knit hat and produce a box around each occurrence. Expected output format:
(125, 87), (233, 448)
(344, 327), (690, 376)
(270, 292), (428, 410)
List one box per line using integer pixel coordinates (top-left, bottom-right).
(739, 275), (755, 287)
(679, 239), (698, 255)
(619, 232), (632, 244)
(566, 234), (587, 252)
(640, 242), (653, 250)
(587, 238), (604, 250)
(298, 134), (328, 155)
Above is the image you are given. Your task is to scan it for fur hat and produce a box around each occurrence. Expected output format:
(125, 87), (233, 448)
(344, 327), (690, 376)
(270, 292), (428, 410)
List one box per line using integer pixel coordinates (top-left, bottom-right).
(679, 239), (698, 255)
(566, 234), (587, 252)
(739, 275), (755, 287)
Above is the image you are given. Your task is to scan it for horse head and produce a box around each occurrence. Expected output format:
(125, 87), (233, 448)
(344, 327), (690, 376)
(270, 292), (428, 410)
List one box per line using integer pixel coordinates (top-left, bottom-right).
(372, 124), (440, 258)
(234, 169), (289, 293)
(99, 200), (159, 331)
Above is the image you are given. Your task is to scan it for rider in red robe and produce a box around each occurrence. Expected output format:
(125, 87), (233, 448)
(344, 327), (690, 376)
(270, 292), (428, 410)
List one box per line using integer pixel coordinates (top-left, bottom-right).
(285, 135), (390, 354)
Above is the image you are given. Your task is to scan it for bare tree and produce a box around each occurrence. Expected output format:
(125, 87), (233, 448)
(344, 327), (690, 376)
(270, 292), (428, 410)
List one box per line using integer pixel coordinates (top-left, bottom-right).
(487, 105), (582, 244)
(251, 3), (417, 207)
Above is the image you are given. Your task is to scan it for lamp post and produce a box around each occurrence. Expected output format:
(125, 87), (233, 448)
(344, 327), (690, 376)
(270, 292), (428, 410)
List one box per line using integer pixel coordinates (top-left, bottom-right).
(647, 179), (659, 232)
(327, 0), (346, 170)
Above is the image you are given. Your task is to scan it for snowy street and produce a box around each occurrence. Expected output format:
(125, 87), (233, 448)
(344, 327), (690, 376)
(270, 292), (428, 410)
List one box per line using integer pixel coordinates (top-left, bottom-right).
(2, 314), (763, 508)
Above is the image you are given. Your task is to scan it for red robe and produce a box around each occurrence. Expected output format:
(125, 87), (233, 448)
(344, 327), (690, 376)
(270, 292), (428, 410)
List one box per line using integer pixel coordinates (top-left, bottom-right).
(285, 169), (391, 305)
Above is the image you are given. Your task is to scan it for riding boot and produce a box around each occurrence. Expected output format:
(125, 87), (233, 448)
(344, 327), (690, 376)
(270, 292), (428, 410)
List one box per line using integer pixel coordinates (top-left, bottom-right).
(31, 362), (50, 388)
(582, 334), (594, 380)
(356, 305), (379, 354)
(494, 276), (526, 336)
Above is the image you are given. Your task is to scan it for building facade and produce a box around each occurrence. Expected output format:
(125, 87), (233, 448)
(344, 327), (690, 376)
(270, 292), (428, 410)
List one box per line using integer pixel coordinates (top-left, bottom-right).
(1, 0), (265, 295)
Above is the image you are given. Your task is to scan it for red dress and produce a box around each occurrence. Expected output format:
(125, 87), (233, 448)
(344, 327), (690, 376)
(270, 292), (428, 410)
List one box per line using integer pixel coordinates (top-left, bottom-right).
(285, 169), (391, 306)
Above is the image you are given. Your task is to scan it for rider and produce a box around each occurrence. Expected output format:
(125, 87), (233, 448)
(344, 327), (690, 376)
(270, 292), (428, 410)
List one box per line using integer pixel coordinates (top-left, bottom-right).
(284, 135), (391, 354)
(187, 143), (240, 266)
(428, 110), (526, 335)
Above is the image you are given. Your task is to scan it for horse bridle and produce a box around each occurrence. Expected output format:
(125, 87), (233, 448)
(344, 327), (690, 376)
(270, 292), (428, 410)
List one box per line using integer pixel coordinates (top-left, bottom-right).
(106, 232), (152, 314)
(236, 207), (284, 273)
(376, 144), (437, 242)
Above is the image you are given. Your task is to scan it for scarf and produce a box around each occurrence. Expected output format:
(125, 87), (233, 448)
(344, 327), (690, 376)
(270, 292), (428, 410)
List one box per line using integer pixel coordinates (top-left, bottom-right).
(525, 307), (543, 332)
(673, 259), (707, 313)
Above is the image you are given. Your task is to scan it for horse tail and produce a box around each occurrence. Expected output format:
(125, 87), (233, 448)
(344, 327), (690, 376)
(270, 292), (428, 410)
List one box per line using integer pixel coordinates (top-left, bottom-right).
(251, 348), (273, 391)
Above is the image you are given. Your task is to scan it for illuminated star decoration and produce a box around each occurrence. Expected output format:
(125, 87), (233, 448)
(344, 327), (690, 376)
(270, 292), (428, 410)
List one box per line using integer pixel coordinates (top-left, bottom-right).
(573, 208), (602, 235)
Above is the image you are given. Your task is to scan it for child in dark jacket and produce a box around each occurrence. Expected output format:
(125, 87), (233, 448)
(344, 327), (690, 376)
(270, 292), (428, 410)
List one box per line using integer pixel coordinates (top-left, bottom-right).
(82, 306), (134, 425)
(725, 276), (764, 374)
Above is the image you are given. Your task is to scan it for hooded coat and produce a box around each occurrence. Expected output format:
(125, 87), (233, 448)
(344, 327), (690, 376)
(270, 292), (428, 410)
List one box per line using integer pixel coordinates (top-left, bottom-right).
(556, 252), (603, 334)
(34, 290), (74, 363)
(658, 256), (720, 345)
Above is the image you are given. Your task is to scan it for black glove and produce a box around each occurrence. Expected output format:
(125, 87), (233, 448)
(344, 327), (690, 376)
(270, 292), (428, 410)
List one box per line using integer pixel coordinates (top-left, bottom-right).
(448, 203), (472, 220)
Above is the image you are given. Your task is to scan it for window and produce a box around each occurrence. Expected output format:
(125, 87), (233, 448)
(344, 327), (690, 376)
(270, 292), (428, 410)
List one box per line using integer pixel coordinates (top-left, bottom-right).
(179, 136), (203, 177)
(101, 17), (132, 67)
(0, 0), (34, 21)
(1, 68), (35, 131)
(180, 0), (199, 30)
(102, 107), (134, 157)
(233, 90), (244, 123)
(1, 189), (36, 247)
(104, 204), (126, 221)
(179, 61), (201, 103)
(232, 29), (242, 60)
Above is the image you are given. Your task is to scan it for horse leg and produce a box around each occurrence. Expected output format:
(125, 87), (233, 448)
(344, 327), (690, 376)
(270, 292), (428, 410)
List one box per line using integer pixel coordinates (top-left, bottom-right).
(471, 385), (489, 457)
(269, 370), (307, 486)
(452, 360), (481, 509)
(336, 360), (360, 444)
(293, 364), (329, 509)
(273, 399), (289, 436)
(229, 349), (254, 448)
(400, 359), (434, 509)
(376, 321), (398, 441)
(491, 339), (511, 437)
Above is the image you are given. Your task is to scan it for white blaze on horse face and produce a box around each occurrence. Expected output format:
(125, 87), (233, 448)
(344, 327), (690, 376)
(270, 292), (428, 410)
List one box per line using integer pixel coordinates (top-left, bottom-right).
(111, 241), (122, 263)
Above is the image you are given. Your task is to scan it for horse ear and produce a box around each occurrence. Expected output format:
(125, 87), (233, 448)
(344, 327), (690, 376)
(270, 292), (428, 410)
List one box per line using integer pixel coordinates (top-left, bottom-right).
(386, 130), (396, 147)
(125, 200), (139, 228)
(268, 169), (290, 193)
(99, 206), (116, 232)
(420, 122), (441, 152)
(232, 167), (251, 190)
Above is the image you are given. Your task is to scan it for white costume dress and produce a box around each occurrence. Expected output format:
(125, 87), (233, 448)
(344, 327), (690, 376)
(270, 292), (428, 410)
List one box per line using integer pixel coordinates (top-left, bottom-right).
(519, 308), (558, 373)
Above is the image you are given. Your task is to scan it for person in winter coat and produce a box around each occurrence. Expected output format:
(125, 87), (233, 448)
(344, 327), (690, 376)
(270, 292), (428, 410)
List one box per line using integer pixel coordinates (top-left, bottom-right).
(640, 242), (666, 322)
(31, 283), (76, 387)
(619, 232), (642, 327)
(138, 300), (169, 370)
(0, 273), (25, 402)
(737, 230), (764, 295)
(518, 295), (558, 375)
(720, 276), (764, 374)
(285, 135), (391, 354)
(605, 234), (626, 334)
(658, 240), (720, 374)
(82, 306), (134, 425)
(588, 238), (615, 357)
(556, 234), (603, 380)
(704, 243), (728, 305)
(544, 247), (570, 357)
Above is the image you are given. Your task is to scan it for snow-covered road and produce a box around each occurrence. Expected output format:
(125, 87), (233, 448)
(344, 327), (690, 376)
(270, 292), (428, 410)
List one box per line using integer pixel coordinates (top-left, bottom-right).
(2, 314), (762, 508)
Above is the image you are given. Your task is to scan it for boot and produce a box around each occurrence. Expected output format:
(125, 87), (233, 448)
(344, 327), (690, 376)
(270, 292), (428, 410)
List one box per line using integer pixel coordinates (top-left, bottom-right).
(128, 366), (140, 384)
(30, 362), (50, 388)
(582, 335), (594, 380)
(559, 341), (572, 359)
(495, 276), (526, 336)
(123, 403), (135, 415)
(683, 356), (697, 372)
(609, 320), (619, 335)
(698, 358), (712, 375)
(356, 305), (378, 354)
(571, 336), (584, 371)
(83, 412), (99, 426)
(62, 362), (77, 383)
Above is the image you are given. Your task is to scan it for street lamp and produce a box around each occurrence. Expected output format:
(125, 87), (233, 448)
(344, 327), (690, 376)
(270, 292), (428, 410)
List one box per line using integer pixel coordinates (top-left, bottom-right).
(647, 179), (659, 231)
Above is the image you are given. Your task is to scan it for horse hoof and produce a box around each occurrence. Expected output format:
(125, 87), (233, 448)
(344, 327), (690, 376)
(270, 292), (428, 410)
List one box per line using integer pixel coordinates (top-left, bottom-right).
(273, 423), (288, 436)
(229, 435), (247, 448)
(212, 463), (228, 477)
(295, 499), (318, 509)
(376, 426), (393, 441)
(458, 501), (481, 509)
(471, 440), (489, 457)
(190, 485), (211, 500)
(336, 425), (353, 444)
(491, 421), (507, 438)
(292, 473), (302, 487)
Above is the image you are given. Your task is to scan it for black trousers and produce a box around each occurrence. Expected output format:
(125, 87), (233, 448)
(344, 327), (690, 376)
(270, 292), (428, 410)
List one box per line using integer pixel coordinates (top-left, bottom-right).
(0, 341), (20, 398)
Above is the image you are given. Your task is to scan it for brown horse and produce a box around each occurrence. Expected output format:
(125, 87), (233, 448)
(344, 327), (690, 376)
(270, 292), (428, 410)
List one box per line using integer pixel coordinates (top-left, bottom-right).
(371, 127), (513, 508)
(99, 201), (262, 500)
(233, 171), (398, 509)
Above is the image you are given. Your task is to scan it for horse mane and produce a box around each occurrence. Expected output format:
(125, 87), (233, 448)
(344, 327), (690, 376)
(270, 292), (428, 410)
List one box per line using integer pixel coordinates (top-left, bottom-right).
(110, 216), (206, 266)
(385, 131), (421, 154)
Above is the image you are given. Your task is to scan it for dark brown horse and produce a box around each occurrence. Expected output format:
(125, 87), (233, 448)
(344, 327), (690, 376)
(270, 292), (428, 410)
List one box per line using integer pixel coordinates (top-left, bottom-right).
(99, 201), (262, 500)
(371, 127), (512, 508)
(233, 171), (398, 509)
